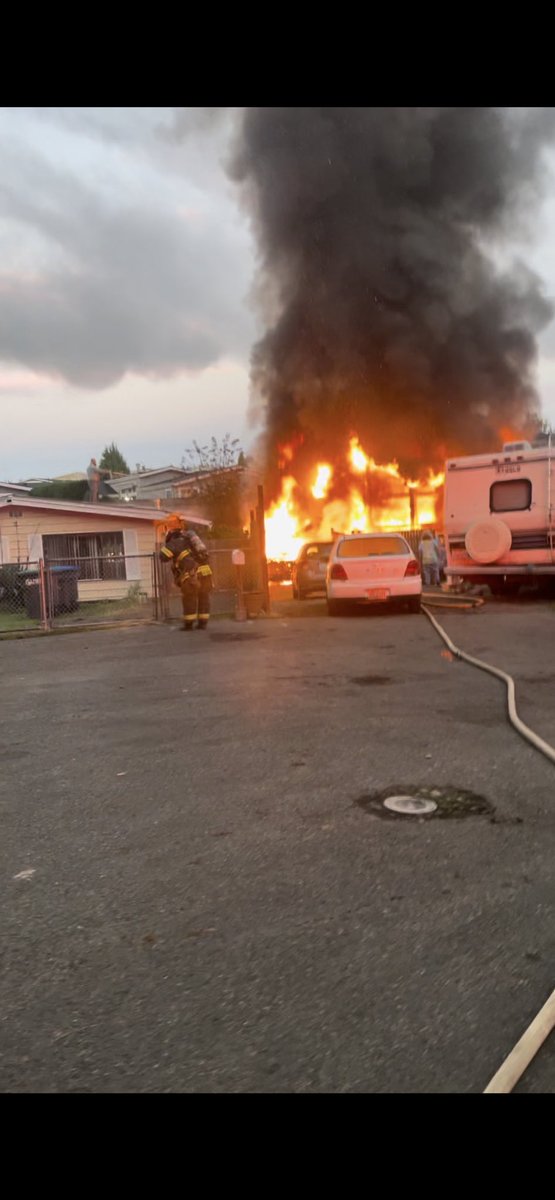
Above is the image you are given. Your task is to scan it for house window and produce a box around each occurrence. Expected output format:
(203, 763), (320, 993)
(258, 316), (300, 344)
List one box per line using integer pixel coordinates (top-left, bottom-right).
(43, 532), (126, 580)
(490, 479), (532, 512)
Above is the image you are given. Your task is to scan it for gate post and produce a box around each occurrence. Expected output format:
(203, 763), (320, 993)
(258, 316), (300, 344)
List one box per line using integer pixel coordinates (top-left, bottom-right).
(153, 553), (168, 621)
(38, 559), (50, 631)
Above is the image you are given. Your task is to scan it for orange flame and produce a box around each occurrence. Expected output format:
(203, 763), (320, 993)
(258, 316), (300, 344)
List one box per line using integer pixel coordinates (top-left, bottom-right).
(349, 436), (404, 481)
(311, 462), (333, 499)
(264, 477), (309, 561)
(349, 437), (370, 474)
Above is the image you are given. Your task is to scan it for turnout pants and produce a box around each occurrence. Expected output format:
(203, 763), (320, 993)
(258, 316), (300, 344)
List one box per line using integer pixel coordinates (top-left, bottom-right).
(180, 573), (212, 629)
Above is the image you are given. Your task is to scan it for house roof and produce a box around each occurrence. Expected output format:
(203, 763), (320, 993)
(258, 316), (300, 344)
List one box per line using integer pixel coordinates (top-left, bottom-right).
(18, 478), (52, 486)
(109, 466), (187, 485)
(173, 465), (246, 487)
(0, 481), (32, 494)
(0, 495), (211, 526)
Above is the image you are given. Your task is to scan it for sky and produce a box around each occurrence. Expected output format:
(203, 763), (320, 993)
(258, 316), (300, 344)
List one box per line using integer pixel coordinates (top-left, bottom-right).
(1, 107), (555, 481)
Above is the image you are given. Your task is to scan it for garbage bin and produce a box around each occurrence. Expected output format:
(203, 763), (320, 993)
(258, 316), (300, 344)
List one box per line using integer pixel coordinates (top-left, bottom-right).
(48, 565), (80, 614)
(18, 568), (43, 619)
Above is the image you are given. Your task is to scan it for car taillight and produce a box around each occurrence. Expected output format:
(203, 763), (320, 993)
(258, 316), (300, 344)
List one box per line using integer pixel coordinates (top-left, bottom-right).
(404, 559), (420, 577)
(330, 563), (348, 580)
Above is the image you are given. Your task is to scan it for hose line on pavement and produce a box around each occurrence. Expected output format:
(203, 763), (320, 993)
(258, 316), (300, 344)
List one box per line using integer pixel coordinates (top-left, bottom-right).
(422, 604), (555, 1092)
(422, 605), (555, 767)
(482, 988), (555, 1093)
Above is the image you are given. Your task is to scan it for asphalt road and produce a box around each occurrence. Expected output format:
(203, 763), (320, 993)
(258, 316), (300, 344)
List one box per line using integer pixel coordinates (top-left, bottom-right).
(1, 597), (554, 1092)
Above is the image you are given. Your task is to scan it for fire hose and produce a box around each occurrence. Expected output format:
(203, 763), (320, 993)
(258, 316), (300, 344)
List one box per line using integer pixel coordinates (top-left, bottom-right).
(422, 604), (555, 1092)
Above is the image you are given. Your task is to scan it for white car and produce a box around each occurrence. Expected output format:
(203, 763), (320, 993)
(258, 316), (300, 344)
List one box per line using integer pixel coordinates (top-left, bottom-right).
(326, 532), (422, 614)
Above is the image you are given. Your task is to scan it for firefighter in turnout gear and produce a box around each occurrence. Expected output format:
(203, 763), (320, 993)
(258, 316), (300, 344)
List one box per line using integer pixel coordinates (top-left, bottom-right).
(160, 521), (213, 631)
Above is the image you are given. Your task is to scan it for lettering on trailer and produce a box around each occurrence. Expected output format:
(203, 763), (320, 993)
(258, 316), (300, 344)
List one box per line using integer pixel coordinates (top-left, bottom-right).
(496, 464), (522, 474)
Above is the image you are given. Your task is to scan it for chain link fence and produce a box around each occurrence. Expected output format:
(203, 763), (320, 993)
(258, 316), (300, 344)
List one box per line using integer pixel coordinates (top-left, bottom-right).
(0, 561), (45, 633)
(45, 555), (158, 628)
(1, 555), (158, 634)
(2, 539), (267, 635)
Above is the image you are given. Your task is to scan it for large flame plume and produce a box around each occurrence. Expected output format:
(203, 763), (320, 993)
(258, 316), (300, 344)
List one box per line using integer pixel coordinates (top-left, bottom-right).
(265, 435), (444, 561)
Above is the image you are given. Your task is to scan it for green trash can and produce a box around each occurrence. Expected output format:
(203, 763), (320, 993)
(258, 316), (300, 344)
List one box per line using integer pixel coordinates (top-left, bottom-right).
(49, 565), (79, 614)
(18, 569), (43, 619)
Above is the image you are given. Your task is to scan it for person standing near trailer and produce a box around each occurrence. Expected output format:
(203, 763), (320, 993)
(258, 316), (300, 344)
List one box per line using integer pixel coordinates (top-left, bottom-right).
(419, 530), (440, 587)
(434, 532), (447, 581)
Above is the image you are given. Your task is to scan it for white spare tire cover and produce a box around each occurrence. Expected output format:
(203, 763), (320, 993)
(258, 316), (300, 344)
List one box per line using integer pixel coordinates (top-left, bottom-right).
(465, 518), (512, 564)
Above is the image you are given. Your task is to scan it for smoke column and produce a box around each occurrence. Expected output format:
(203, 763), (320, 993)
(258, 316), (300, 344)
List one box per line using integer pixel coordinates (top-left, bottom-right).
(230, 108), (555, 486)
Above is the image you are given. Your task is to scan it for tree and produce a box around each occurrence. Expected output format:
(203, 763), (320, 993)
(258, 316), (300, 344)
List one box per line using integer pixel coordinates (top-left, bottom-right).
(99, 443), (130, 474)
(182, 435), (244, 473)
(182, 435), (246, 531)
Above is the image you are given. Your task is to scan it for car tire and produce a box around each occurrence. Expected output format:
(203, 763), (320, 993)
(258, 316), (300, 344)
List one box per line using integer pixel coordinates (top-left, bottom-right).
(407, 597), (421, 613)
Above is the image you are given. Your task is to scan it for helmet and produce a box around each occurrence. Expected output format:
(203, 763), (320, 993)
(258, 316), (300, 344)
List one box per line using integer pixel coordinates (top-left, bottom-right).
(155, 512), (187, 535)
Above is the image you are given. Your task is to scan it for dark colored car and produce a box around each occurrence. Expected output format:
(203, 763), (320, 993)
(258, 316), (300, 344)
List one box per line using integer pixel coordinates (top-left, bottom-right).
(291, 541), (334, 599)
(267, 559), (293, 583)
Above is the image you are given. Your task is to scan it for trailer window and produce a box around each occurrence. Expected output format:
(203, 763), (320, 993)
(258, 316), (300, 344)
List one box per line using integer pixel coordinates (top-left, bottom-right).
(490, 479), (532, 512)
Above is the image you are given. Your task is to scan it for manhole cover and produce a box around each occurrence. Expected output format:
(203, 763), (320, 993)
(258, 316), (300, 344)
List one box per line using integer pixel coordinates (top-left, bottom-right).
(383, 795), (438, 816)
(355, 785), (494, 820)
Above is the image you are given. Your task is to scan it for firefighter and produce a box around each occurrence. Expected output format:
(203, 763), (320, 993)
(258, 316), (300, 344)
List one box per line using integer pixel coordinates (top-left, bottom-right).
(160, 521), (213, 631)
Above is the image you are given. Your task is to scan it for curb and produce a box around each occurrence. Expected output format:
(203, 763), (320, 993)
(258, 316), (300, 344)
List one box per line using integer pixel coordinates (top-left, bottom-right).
(0, 619), (159, 642)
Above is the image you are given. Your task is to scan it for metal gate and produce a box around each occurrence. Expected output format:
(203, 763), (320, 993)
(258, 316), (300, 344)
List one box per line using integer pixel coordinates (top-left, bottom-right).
(44, 555), (158, 628)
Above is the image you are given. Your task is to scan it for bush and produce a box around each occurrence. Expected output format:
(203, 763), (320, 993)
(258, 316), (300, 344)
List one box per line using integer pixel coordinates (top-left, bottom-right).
(31, 480), (89, 501)
(125, 582), (144, 604)
(0, 565), (25, 608)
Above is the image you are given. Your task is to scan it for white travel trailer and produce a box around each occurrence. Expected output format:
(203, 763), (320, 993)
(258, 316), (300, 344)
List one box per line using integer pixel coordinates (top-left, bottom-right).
(444, 439), (555, 594)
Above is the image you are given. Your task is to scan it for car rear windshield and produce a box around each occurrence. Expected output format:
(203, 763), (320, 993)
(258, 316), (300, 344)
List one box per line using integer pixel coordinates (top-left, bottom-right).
(337, 536), (409, 558)
(303, 543), (333, 560)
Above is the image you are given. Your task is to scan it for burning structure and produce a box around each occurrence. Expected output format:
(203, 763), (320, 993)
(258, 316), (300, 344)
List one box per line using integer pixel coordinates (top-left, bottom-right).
(264, 437), (444, 561)
(229, 108), (555, 559)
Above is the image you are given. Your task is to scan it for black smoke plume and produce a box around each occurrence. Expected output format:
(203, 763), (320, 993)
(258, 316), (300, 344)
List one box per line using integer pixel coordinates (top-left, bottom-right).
(230, 108), (555, 490)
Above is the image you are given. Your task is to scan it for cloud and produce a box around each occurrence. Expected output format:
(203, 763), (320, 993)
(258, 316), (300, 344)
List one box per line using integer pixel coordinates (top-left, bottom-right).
(0, 361), (253, 480)
(0, 108), (256, 389)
